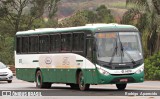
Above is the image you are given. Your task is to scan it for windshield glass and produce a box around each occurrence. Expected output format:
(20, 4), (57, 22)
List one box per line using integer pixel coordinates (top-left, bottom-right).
(96, 32), (143, 63)
(0, 62), (6, 69)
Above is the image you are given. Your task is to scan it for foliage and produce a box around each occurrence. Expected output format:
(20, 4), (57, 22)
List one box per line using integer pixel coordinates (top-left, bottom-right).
(0, 0), (60, 64)
(58, 0), (127, 19)
(110, 2), (126, 9)
(0, 36), (14, 65)
(96, 5), (114, 23)
(150, 0), (160, 15)
(60, 5), (115, 27)
(145, 51), (160, 80)
(0, 0), (60, 35)
(122, 0), (160, 57)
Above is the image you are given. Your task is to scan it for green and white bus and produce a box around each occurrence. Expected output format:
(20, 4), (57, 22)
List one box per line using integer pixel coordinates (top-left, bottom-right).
(15, 24), (144, 91)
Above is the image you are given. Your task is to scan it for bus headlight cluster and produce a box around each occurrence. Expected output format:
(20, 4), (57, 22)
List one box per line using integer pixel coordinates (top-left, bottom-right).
(97, 67), (110, 76)
(135, 67), (144, 74)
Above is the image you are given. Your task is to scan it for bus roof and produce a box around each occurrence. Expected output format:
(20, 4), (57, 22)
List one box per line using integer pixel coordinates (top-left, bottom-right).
(16, 23), (139, 36)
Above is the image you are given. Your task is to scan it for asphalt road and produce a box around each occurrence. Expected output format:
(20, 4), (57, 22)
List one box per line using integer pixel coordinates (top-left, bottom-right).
(0, 76), (160, 99)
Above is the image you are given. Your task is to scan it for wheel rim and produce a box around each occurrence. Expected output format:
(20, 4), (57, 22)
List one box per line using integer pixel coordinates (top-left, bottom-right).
(80, 74), (84, 88)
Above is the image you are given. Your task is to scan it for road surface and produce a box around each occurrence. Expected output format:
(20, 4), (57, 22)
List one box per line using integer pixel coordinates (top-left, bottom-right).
(0, 76), (160, 99)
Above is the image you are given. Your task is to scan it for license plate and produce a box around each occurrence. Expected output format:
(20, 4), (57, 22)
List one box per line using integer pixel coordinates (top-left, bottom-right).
(120, 79), (128, 82)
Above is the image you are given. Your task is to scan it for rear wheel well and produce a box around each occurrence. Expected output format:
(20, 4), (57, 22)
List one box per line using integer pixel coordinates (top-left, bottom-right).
(35, 68), (41, 82)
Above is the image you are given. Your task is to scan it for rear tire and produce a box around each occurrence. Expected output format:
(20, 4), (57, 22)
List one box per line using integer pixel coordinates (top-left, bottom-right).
(116, 84), (127, 90)
(36, 70), (51, 88)
(78, 71), (90, 91)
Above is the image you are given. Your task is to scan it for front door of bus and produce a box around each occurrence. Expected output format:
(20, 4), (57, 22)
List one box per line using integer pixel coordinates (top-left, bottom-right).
(85, 38), (94, 83)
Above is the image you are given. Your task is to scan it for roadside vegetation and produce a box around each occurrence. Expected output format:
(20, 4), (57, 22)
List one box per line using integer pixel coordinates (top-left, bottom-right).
(122, 0), (160, 80)
(145, 52), (160, 80)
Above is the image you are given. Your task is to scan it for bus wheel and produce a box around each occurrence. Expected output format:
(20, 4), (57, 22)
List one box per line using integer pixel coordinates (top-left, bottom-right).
(116, 84), (127, 90)
(78, 71), (90, 91)
(36, 70), (51, 88)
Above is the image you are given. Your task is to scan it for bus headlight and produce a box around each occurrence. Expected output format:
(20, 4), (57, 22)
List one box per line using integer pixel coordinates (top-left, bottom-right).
(97, 67), (110, 76)
(135, 67), (144, 74)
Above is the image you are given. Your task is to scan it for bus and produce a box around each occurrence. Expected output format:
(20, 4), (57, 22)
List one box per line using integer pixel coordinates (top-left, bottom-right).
(15, 23), (144, 91)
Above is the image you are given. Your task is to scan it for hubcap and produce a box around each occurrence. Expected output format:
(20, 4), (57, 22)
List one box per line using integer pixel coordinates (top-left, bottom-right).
(80, 75), (84, 87)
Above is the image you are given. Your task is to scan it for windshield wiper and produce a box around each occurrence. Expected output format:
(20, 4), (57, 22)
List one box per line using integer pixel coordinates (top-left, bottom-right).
(123, 49), (136, 64)
(118, 34), (136, 64)
(109, 38), (117, 65)
(109, 33), (136, 65)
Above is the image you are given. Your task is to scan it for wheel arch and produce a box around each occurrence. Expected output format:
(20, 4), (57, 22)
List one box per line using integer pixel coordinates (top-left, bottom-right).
(76, 69), (82, 84)
(35, 68), (41, 82)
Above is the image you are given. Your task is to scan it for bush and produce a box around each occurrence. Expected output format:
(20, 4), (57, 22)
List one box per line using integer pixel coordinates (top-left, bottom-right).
(0, 36), (14, 65)
(145, 51), (160, 80)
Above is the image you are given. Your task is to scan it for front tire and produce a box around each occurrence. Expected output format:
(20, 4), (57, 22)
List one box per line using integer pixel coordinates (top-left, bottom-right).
(116, 84), (127, 90)
(36, 70), (51, 88)
(78, 71), (90, 91)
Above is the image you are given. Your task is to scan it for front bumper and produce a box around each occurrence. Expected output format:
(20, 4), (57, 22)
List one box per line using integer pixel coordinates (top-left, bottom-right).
(0, 75), (13, 81)
(98, 71), (144, 84)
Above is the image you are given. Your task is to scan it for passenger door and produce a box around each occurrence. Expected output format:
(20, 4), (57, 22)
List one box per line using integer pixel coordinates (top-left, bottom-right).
(85, 38), (94, 83)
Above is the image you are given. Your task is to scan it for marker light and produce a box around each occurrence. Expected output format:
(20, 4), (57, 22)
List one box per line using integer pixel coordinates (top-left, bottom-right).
(97, 67), (110, 76)
(135, 66), (144, 74)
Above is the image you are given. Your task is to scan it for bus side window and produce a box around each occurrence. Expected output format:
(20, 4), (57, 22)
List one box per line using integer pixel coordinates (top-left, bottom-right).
(29, 36), (38, 53)
(39, 35), (49, 52)
(22, 37), (29, 53)
(61, 33), (71, 51)
(72, 33), (84, 51)
(50, 34), (61, 52)
(16, 37), (21, 53)
(86, 38), (93, 61)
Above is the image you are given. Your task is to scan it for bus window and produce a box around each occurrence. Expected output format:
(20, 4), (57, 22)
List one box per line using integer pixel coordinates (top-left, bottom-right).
(72, 33), (84, 51)
(50, 34), (61, 52)
(16, 37), (21, 53)
(39, 35), (49, 52)
(29, 36), (38, 53)
(61, 33), (71, 51)
(22, 37), (29, 53)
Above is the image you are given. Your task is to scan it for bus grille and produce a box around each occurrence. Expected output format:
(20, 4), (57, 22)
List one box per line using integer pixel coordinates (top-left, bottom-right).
(111, 73), (134, 76)
(103, 65), (139, 69)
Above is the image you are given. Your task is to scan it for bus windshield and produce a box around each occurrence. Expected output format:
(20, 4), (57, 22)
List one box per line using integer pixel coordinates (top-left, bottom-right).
(96, 32), (143, 63)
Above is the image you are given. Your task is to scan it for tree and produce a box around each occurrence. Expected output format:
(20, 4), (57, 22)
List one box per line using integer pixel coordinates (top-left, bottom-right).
(122, 0), (160, 57)
(145, 51), (160, 80)
(0, 0), (60, 64)
(152, 0), (160, 15)
(60, 5), (115, 27)
(0, 0), (60, 35)
(96, 5), (114, 23)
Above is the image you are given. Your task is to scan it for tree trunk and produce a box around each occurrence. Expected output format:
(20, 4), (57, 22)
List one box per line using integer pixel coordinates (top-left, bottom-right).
(152, 0), (160, 15)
